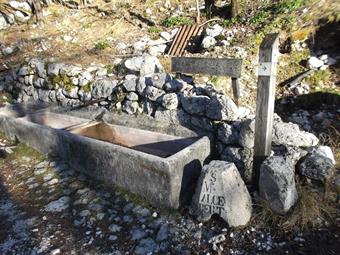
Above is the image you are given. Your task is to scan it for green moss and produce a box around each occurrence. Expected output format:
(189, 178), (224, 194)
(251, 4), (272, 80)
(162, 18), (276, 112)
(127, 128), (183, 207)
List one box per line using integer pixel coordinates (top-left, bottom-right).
(82, 82), (93, 93)
(50, 74), (73, 92)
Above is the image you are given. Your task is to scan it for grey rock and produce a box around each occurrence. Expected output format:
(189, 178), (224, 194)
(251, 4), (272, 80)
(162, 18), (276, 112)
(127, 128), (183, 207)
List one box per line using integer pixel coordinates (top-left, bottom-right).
(136, 77), (147, 94)
(45, 196), (70, 212)
(47, 63), (64, 76)
(221, 147), (253, 183)
(142, 100), (154, 115)
(164, 79), (187, 92)
(156, 224), (168, 242)
(191, 161), (252, 227)
(124, 55), (164, 76)
(123, 74), (138, 91)
(55, 88), (66, 102)
(126, 92), (139, 101)
(0, 14), (10, 30)
(144, 86), (165, 101)
(37, 89), (51, 103)
(1, 45), (19, 56)
(307, 146), (335, 164)
(18, 66), (30, 76)
(131, 228), (147, 241)
(63, 86), (79, 99)
(24, 85), (34, 96)
(218, 123), (239, 145)
(123, 203), (134, 213)
(78, 88), (92, 102)
(161, 93), (178, 110)
(307, 56), (324, 70)
(92, 78), (118, 99)
(109, 224), (122, 233)
(259, 156), (298, 215)
(135, 238), (159, 255)
(298, 154), (335, 182)
(181, 95), (210, 115)
(144, 73), (170, 89)
(239, 119), (255, 148)
(206, 24), (224, 37)
(202, 36), (216, 49)
(35, 61), (47, 78)
(190, 115), (214, 132)
(273, 121), (319, 147)
(122, 100), (139, 114)
(205, 95), (238, 121)
(60, 64), (82, 76)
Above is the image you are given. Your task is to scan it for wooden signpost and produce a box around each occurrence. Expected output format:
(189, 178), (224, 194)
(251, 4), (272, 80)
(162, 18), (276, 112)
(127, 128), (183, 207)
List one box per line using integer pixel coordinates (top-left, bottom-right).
(253, 33), (280, 190)
(171, 57), (243, 105)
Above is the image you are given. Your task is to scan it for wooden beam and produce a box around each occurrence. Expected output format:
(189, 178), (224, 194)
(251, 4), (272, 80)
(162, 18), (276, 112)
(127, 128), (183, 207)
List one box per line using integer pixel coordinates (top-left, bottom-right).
(171, 57), (243, 78)
(253, 33), (280, 190)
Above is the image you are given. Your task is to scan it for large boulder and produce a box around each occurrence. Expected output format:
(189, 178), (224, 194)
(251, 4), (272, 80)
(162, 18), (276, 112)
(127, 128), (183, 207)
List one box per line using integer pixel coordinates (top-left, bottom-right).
(124, 55), (164, 76)
(298, 154), (335, 182)
(191, 161), (252, 227)
(259, 156), (298, 215)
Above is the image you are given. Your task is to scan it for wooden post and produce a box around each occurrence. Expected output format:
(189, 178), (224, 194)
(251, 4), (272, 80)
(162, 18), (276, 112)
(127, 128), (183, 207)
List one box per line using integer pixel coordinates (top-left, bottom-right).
(231, 78), (240, 106)
(253, 33), (279, 190)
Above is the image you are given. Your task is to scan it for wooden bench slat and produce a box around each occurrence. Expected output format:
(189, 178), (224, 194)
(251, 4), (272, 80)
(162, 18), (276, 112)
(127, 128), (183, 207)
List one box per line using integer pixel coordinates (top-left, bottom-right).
(171, 57), (243, 78)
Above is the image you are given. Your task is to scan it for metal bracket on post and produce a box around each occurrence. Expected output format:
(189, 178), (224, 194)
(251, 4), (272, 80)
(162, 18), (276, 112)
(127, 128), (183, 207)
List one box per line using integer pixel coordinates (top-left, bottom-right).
(252, 33), (280, 190)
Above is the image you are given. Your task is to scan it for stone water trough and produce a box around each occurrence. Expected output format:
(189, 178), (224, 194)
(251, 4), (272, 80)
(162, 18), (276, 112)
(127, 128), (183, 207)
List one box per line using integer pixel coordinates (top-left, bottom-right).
(0, 105), (210, 208)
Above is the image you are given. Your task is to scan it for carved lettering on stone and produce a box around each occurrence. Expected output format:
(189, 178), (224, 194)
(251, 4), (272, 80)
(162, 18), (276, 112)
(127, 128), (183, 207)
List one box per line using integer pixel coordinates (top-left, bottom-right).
(190, 161), (252, 227)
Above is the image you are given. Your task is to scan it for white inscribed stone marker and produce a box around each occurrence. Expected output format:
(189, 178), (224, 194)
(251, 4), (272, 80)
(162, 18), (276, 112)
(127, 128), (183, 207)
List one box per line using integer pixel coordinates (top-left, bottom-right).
(190, 160), (252, 227)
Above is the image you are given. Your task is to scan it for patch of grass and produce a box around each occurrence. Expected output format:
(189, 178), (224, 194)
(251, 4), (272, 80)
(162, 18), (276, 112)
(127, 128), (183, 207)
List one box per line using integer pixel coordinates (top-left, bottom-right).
(148, 27), (161, 34)
(222, 18), (238, 27)
(252, 182), (336, 232)
(7, 142), (45, 163)
(271, 0), (306, 14)
(277, 49), (310, 83)
(162, 16), (193, 28)
(94, 41), (110, 50)
(305, 69), (333, 88)
(249, 11), (271, 24)
(105, 64), (114, 74)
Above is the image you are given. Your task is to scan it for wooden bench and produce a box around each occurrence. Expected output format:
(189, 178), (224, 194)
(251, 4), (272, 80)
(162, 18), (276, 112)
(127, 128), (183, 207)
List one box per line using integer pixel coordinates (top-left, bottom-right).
(171, 57), (243, 105)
